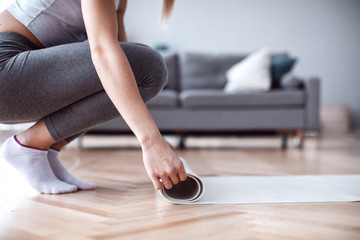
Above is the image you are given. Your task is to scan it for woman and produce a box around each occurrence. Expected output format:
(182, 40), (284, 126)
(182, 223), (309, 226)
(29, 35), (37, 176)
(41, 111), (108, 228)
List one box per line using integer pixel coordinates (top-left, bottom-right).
(0, 0), (187, 194)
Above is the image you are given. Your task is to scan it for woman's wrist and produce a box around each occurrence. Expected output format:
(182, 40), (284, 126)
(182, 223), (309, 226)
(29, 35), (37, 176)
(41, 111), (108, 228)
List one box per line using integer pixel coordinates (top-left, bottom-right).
(139, 129), (164, 149)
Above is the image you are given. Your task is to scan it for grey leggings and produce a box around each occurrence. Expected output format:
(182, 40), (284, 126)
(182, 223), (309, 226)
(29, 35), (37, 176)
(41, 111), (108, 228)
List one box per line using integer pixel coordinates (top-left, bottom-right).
(0, 32), (167, 143)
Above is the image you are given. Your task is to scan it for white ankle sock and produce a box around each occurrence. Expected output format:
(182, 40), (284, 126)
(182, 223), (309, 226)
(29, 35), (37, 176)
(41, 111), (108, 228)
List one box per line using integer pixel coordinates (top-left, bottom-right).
(48, 148), (96, 190)
(0, 135), (78, 194)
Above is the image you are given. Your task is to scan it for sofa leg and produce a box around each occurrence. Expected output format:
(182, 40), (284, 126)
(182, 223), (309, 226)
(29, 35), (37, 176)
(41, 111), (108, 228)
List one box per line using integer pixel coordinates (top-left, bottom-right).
(178, 136), (186, 149)
(281, 134), (288, 150)
(293, 130), (304, 149)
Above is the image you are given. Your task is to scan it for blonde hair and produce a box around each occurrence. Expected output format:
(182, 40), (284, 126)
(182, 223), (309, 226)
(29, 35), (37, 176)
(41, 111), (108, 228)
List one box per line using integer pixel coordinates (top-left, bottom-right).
(162, 0), (175, 23)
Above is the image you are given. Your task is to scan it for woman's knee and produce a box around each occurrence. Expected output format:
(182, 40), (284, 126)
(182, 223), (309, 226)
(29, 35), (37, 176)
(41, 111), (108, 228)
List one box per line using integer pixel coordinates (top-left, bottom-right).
(121, 42), (168, 94)
(146, 48), (168, 92)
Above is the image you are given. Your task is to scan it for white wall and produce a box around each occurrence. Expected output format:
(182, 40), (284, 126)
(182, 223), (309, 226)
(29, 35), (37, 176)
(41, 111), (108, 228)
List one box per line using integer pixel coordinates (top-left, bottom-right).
(125, 0), (360, 130)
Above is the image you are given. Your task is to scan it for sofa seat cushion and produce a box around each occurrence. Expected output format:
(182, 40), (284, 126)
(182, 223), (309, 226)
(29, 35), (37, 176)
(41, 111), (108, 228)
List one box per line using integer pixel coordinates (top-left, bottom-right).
(146, 90), (178, 108)
(180, 89), (304, 109)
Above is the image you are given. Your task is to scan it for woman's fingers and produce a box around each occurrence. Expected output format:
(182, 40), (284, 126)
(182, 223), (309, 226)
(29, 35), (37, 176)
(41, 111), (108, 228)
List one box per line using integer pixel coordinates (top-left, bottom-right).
(167, 142), (188, 182)
(161, 176), (173, 189)
(169, 172), (179, 185)
(151, 175), (163, 190)
(177, 166), (187, 182)
(161, 159), (188, 189)
(174, 158), (187, 182)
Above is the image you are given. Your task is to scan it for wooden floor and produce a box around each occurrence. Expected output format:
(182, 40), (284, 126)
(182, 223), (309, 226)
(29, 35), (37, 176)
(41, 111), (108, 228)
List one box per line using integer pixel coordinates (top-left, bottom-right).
(0, 132), (359, 240)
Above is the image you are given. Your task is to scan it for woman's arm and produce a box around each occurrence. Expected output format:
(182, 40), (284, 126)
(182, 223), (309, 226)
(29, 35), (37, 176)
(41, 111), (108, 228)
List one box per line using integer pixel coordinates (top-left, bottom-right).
(116, 0), (128, 42)
(81, 0), (186, 190)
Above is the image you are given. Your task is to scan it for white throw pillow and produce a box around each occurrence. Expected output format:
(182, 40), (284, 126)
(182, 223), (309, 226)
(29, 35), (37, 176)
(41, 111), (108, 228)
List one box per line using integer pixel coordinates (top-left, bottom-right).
(224, 47), (271, 93)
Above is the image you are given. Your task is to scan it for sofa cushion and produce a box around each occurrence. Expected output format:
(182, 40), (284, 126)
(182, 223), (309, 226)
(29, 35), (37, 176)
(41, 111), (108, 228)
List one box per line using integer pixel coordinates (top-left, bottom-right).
(146, 90), (178, 108)
(224, 47), (271, 93)
(271, 56), (297, 89)
(161, 52), (180, 91)
(180, 89), (304, 109)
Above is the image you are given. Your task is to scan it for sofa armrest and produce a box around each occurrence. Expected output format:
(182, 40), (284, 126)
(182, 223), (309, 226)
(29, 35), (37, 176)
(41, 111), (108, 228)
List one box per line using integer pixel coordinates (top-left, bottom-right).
(303, 77), (321, 131)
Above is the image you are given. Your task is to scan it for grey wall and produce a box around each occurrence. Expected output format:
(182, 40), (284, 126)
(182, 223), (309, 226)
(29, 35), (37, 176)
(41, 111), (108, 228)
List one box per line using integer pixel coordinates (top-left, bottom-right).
(125, 0), (360, 130)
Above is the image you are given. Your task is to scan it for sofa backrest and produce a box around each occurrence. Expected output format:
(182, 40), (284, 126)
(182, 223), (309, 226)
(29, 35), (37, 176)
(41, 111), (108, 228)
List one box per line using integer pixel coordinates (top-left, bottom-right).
(180, 52), (247, 91)
(162, 52), (180, 92)
(162, 51), (289, 92)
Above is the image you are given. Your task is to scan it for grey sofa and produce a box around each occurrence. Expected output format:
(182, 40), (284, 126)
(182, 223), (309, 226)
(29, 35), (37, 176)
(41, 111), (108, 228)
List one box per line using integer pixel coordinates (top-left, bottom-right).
(86, 51), (320, 149)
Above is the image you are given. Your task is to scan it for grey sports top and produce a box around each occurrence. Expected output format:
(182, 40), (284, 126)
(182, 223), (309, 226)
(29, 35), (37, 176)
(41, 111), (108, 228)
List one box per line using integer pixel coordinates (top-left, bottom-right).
(7, 0), (121, 47)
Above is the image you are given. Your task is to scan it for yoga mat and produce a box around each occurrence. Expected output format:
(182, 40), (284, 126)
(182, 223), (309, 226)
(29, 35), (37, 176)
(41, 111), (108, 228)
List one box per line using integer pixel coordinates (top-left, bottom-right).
(159, 157), (360, 204)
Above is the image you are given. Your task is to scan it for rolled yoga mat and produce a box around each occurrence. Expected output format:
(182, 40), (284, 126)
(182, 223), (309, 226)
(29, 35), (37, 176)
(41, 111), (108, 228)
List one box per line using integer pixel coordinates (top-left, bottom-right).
(159, 157), (360, 204)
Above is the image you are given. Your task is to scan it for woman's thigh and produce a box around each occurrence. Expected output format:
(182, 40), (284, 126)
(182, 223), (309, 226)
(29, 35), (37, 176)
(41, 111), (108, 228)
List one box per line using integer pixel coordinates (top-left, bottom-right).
(0, 40), (166, 123)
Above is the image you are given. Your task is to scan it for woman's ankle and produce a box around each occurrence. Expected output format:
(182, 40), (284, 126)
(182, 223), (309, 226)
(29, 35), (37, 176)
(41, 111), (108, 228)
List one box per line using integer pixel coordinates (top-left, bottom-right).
(13, 135), (48, 151)
(14, 119), (58, 151)
(15, 133), (52, 151)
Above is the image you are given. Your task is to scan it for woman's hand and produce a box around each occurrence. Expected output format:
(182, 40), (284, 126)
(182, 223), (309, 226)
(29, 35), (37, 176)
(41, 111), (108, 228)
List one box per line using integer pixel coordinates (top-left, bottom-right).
(142, 136), (187, 190)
